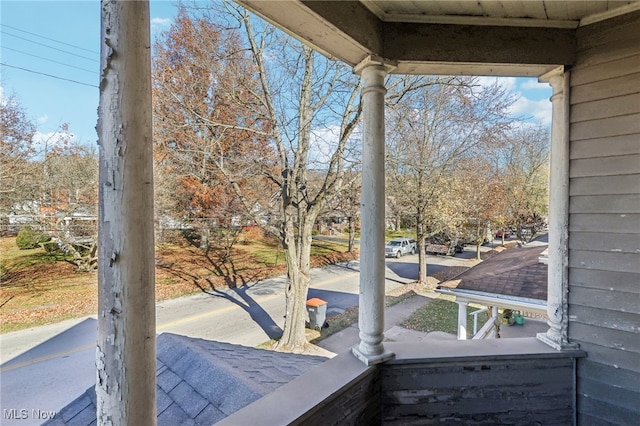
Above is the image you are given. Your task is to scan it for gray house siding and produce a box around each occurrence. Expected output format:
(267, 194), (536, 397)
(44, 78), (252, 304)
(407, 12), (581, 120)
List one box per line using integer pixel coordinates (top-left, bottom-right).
(570, 11), (640, 425)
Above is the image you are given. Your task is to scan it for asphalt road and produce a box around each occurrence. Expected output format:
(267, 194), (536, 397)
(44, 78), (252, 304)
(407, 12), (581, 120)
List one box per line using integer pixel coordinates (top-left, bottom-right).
(0, 250), (479, 425)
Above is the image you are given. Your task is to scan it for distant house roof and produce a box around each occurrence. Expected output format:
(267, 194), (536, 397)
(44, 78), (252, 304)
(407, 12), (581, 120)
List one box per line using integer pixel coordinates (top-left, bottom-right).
(436, 244), (549, 311)
(46, 333), (328, 425)
(456, 245), (548, 300)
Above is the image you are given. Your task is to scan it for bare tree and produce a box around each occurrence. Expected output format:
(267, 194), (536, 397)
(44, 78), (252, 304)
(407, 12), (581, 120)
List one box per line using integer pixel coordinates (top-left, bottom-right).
(386, 77), (515, 284)
(155, 4), (430, 351)
(228, 10), (364, 352)
(499, 125), (550, 241)
(452, 158), (501, 259)
(41, 146), (99, 272)
(326, 169), (361, 253)
(0, 93), (38, 215)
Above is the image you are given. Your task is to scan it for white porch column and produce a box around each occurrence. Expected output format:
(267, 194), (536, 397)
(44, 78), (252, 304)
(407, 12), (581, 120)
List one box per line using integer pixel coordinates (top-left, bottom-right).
(96, 1), (156, 424)
(457, 300), (469, 340)
(537, 67), (576, 351)
(352, 56), (395, 365)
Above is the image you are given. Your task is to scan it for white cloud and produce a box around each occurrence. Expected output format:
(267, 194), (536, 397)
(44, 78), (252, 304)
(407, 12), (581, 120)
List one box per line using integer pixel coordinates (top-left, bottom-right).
(473, 76), (551, 127)
(151, 17), (172, 35)
(309, 126), (341, 165)
(308, 124), (362, 167)
(509, 97), (552, 127)
(0, 86), (12, 107)
(151, 17), (172, 26)
(31, 131), (79, 152)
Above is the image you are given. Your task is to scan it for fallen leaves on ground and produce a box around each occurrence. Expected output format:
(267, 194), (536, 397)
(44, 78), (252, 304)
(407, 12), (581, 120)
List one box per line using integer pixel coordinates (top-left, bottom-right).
(0, 237), (357, 333)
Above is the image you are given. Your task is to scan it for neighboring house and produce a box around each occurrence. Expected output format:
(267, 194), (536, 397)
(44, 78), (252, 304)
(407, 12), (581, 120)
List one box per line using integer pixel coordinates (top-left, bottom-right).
(46, 334), (327, 425)
(436, 243), (549, 339)
(96, 1), (639, 425)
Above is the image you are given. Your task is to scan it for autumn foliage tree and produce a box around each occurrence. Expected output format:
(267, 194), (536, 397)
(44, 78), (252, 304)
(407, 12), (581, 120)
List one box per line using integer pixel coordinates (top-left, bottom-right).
(39, 128), (98, 216)
(152, 4), (370, 352)
(0, 93), (38, 214)
(1, 94), (98, 269)
(152, 10), (275, 247)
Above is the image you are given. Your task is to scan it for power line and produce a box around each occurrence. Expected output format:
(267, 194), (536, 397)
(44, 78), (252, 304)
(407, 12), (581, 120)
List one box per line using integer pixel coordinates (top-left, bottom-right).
(0, 63), (98, 88)
(1, 31), (99, 63)
(4, 46), (96, 74)
(0, 23), (98, 55)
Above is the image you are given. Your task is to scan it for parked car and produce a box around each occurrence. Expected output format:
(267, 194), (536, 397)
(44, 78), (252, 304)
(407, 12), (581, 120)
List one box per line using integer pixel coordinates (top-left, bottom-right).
(426, 240), (464, 256)
(385, 238), (416, 258)
(426, 243), (460, 256)
(495, 230), (511, 238)
(426, 232), (464, 256)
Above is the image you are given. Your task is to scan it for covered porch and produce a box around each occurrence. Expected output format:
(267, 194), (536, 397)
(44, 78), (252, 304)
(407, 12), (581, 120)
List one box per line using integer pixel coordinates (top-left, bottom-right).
(97, 1), (640, 424)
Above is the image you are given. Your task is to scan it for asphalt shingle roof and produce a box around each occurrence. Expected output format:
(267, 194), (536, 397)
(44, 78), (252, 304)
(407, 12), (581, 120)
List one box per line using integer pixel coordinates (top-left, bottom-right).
(45, 333), (328, 425)
(450, 244), (548, 301)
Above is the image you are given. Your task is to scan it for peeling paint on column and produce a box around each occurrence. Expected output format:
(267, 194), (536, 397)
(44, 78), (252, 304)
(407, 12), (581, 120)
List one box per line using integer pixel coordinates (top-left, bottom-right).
(97, 1), (156, 424)
(536, 68), (576, 351)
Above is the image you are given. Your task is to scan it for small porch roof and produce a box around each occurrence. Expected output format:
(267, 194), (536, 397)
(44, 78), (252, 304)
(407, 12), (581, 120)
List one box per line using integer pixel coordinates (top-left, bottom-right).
(436, 244), (549, 313)
(447, 244), (548, 300)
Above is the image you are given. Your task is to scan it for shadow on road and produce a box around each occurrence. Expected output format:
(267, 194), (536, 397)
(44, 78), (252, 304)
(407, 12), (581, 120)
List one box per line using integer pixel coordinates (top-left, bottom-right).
(306, 288), (359, 312)
(385, 259), (456, 281)
(1, 317), (96, 370)
(385, 261), (419, 281)
(201, 285), (283, 340)
(156, 245), (284, 339)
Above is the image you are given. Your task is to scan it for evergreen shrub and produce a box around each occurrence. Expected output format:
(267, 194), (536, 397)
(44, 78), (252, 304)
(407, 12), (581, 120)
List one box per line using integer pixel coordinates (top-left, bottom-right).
(42, 241), (61, 253)
(16, 226), (50, 250)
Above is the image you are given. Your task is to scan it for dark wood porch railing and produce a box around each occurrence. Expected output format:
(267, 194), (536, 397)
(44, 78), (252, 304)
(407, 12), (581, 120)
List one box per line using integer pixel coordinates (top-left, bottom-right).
(219, 337), (585, 425)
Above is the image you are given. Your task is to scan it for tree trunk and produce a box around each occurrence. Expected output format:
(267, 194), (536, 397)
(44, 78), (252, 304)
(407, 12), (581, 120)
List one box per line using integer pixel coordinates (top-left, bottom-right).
(416, 220), (428, 284)
(96, 2), (156, 424)
(276, 216), (312, 352)
(348, 216), (355, 253)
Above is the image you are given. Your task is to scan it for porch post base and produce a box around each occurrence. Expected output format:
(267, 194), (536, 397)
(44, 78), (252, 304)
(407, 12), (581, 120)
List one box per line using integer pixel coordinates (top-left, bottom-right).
(351, 347), (395, 366)
(536, 332), (579, 351)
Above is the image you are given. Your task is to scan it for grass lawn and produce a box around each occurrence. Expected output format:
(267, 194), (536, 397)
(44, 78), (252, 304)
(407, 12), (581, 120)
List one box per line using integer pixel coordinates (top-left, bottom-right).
(401, 297), (489, 337)
(1, 230), (496, 338)
(310, 295), (489, 344)
(307, 258), (486, 343)
(0, 234), (357, 333)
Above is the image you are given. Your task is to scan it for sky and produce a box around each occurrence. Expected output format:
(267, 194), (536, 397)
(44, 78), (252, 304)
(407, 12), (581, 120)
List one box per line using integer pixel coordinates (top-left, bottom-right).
(1, 1), (552, 151)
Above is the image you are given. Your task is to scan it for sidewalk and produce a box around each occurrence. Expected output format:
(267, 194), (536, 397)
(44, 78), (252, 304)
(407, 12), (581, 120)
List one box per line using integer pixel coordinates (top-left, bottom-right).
(310, 293), (548, 357)
(311, 293), (450, 356)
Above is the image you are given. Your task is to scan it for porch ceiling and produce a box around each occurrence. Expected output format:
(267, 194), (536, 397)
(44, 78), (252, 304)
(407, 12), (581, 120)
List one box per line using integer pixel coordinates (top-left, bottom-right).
(236, 0), (640, 76)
